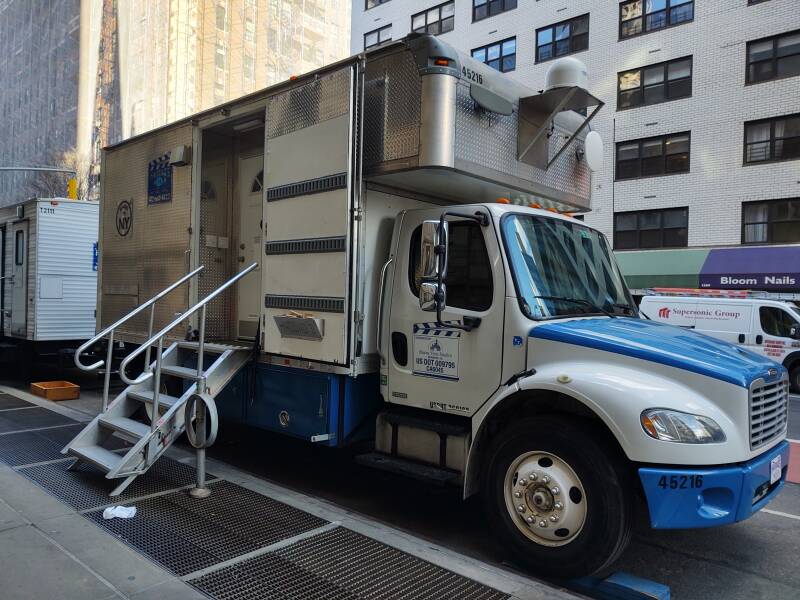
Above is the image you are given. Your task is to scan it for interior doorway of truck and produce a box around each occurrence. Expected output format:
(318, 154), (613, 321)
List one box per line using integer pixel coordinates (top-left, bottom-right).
(10, 221), (28, 337)
(237, 154), (263, 340)
(199, 118), (264, 342)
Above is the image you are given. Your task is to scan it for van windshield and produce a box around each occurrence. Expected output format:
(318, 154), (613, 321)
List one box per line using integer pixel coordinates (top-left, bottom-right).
(501, 214), (636, 320)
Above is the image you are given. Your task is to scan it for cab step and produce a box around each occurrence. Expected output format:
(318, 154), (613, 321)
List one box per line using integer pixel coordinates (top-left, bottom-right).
(355, 452), (460, 485)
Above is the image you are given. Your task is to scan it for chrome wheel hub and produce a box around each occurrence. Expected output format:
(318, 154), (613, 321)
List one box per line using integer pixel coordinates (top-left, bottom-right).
(503, 451), (586, 546)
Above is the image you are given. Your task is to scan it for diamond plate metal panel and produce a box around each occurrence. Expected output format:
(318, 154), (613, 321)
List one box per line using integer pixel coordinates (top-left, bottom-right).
(192, 527), (510, 600)
(18, 455), (209, 510)
(363, 50), (421, 167)
(0, 407), (76, 433)
(454, 82), (591, 206)
(267, 69), (352, 140)
(0, 393), (33, 410)
(87, 480), (327, 576)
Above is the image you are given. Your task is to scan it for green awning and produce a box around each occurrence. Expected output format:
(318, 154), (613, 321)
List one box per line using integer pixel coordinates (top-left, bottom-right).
(614, 248), (711, 289)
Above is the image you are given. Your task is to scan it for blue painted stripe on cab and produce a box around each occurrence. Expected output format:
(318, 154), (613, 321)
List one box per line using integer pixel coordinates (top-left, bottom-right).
(530, 317), (782, 388)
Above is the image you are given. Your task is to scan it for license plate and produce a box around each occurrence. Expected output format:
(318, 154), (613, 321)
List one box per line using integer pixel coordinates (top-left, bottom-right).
(770, 455), (782, 485)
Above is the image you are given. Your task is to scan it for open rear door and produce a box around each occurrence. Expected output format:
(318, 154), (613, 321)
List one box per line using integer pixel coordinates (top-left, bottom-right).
(262, 63), (359, 366)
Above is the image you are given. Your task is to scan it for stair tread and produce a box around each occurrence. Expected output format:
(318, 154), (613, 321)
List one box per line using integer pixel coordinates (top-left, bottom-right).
(177, 341), (250, 352)
(71, 444), (123, 473)
(100, 415), (151, 438)
(127, 389), (182, 408)
(355, 452), (459, 485)
(161, 365), (202, 379)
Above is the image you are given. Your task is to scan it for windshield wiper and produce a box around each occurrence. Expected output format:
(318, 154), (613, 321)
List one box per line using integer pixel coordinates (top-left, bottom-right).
(531, 295), (616, 318)
(610, 302), (636, 315)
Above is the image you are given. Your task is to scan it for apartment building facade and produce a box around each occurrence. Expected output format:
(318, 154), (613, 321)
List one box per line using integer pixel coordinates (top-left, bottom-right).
(352, 0), (800, 291)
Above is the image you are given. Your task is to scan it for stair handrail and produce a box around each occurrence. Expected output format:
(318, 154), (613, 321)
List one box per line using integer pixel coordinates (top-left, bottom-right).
(74, 265), (204, 412)
(119, 262), (258, 389)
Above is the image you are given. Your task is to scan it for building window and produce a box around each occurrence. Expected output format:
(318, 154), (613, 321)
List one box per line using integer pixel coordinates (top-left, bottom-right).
(614, 208), (688, 250)
(616, 132), (690, 180)
(619, 0), (694, 39)
(744, 113), (800, 164)
(366, 0), (390, 9)
(243, 55), (254, 81)
(364, 25), (392, 50)
(14, 230), (24, 265)
(536, 14), (589, 63)
(412, 2), (455, 36)
(215, 4), (227, 31)
(747, 30), (800, 84)
(471, 37), (516, 73)
(473, 0), (517, 23)
(742, 198), (800, 244)
(409, 222), (493, 312)
(618, 57), (692, 109)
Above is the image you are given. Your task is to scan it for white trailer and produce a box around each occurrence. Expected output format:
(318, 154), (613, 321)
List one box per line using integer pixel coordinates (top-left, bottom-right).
(67, 35), (789, 579)
(0, 198), (98, 368)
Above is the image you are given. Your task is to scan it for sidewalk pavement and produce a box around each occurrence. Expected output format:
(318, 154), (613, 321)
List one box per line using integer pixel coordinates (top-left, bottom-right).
(0, 383), (580, 600)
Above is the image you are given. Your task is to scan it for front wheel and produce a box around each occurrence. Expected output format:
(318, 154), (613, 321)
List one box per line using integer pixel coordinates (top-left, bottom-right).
(482, 416), (633, 579)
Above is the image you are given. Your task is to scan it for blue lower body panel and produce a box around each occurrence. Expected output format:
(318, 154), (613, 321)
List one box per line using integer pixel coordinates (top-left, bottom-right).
(216, 363), (380, 448)
(639, 440), (789, 529)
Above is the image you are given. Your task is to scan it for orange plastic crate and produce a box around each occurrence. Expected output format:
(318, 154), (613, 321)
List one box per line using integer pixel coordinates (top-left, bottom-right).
(30, 381), (80, 401)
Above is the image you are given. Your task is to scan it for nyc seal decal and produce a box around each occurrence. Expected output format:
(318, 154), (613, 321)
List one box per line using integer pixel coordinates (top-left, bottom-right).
(412, 322), (461, 381)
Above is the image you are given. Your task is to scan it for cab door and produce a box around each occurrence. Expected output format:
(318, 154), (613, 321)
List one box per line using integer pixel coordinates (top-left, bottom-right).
(10, 222), (28, 337)
(385, 209), (505, 416)
(754, 304), (799, 362)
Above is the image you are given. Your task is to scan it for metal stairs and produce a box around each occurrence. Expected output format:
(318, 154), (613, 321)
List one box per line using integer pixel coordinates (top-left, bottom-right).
(65, 263), (257, 496)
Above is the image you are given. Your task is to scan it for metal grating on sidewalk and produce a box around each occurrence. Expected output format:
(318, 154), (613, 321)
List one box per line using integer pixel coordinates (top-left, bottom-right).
(18, 455), (209, 510)
(0, 424), (130, 467)
(0, 406), (77, 433)
(190, 526), (511, 600)
(0, 393), (33, 410)
(86, 480), (327, 576)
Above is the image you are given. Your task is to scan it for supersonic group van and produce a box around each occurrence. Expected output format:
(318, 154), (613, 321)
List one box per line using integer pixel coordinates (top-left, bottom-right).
(640, 296), (800, 392)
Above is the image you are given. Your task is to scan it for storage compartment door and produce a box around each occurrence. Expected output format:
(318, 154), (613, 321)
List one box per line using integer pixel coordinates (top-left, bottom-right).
(262, 65), (356, 365)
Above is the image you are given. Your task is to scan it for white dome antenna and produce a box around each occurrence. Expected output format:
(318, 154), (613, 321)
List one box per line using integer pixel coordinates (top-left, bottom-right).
(545, 57), (589, 92)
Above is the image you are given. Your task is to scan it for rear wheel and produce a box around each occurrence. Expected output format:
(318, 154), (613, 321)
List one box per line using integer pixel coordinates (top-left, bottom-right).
(482, 416), (633, 579)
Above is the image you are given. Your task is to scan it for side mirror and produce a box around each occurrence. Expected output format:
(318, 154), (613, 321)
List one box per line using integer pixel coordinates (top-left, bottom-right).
(420, 220), (448, 281)
(419, 282), (446, 312)
(790, 325), (800, 340)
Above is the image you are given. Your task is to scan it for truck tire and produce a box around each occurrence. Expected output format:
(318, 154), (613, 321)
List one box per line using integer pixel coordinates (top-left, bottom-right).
(482, 416), (633, 579)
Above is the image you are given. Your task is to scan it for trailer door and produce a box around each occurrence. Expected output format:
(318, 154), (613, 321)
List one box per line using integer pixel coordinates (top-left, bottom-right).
(237, 154), (263, 339)
(11, 221), (28, 336)
(386, 211), (505, 416)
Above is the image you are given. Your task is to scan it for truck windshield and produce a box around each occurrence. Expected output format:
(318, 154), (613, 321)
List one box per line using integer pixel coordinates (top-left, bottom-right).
(502, 214), (636, 320)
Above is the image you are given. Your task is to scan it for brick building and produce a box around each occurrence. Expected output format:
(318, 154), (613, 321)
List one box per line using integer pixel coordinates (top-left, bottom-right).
(351, 0), (800, 291)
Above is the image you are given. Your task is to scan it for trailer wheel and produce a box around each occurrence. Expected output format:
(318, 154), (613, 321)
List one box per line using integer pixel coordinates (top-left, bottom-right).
(482, 416), (633, 579)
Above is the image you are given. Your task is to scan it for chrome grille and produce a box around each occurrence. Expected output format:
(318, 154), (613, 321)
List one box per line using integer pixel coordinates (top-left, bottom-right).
(749, 377), (789, 450)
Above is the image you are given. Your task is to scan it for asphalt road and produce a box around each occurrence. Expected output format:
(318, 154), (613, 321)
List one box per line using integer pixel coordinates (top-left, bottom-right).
(204, 395), (800, 600)
(8, 363), (800, 600)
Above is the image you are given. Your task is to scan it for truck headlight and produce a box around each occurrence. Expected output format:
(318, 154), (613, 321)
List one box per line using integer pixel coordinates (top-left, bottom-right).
(640, 409), (726, 444)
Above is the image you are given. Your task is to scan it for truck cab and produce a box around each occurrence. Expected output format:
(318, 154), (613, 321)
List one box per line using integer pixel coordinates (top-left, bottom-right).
(375, 202), (790, 577)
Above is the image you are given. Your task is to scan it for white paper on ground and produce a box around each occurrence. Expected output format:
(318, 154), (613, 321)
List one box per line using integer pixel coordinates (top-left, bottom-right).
(102, 505), (137, 520)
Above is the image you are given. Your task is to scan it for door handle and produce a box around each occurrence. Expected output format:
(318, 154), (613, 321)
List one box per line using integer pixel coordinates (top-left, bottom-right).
(376, 256), (393, 365)
(756, 335), (763, 345)
(738, 334), (745, 343)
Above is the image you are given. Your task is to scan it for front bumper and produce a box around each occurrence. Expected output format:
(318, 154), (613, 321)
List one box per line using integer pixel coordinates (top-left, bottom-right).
(639, 440), (789, 529)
